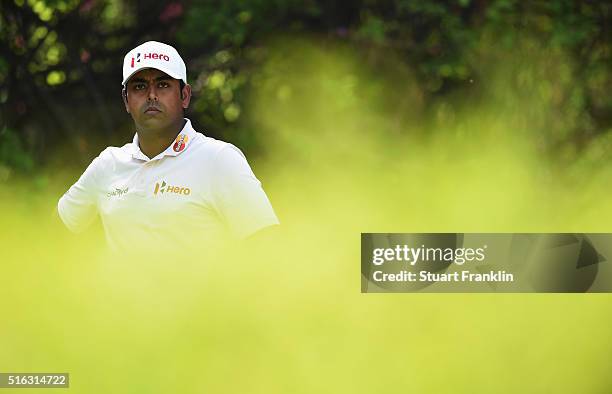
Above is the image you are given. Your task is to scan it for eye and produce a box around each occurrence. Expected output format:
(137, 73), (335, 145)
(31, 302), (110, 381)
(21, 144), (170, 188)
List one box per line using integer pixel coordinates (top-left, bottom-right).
(158, 81), (170, 88)
(133, 83), (146, 91)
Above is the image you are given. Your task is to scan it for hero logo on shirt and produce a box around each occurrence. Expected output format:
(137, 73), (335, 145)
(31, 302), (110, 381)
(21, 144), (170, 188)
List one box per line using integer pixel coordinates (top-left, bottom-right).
(130, 52), (170, 68)
(154, 181), (191, 196)
(173, 134), (188, 152)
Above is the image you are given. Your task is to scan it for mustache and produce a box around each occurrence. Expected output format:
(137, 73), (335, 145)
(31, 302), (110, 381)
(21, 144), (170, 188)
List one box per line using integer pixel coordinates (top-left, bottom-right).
(142, 103), (163, 113)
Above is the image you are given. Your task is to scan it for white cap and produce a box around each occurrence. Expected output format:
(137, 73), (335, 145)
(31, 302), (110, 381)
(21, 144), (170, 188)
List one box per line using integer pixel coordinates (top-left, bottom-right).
(122, 41), (187, 86)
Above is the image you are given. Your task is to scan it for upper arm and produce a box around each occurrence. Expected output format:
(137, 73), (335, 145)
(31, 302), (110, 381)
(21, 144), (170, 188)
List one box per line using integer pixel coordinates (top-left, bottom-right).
(211, 145), (279, 239)
(57, 154), (104, 233)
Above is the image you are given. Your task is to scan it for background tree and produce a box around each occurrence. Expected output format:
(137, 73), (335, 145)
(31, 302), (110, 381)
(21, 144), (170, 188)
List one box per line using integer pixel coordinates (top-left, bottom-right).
(0, 0), (610, 175)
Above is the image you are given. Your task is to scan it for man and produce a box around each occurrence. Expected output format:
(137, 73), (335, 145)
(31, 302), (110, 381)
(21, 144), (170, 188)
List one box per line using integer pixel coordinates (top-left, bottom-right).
(57, 41), (279, 252)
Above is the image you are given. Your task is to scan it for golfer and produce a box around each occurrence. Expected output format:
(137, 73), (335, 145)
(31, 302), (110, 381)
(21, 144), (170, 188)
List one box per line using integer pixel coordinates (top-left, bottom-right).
(57, 41), (279, 252)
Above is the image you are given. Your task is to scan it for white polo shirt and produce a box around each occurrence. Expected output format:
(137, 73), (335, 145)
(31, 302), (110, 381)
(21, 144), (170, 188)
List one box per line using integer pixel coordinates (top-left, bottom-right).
(58, 119), (279, 251)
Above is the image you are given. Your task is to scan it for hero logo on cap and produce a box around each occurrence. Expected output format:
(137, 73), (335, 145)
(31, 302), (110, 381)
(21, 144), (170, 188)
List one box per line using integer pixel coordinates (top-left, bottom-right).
(130, 52), (170, 68)
(122, 41), (187, 86)
(130, 53), (141, 68)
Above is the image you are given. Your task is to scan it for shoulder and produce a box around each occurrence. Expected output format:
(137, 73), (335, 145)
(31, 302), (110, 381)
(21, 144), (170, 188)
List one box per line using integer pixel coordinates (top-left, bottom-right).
(187, 134), (255, 182)
(99, 143), (134, 161)
(87, 143), (135, 174)
(188, 133), (248, 165)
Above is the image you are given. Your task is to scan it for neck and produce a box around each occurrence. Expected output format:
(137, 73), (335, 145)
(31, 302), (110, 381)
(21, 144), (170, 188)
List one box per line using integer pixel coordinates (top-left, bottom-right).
(137, 119), (186, 158)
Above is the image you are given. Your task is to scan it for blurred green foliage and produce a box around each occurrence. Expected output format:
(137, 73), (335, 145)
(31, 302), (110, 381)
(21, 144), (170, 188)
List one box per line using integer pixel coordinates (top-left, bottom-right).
(2, 42), (612, 390)
(0, 0), (610, 175)
(0, 127), (34, 179)
(1, 4), (611, 391)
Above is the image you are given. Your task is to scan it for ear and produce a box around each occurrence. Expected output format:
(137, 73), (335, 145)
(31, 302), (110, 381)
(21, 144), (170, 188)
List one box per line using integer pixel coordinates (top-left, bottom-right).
(181, 84), (192, 109)
(122, 88), (130, 113)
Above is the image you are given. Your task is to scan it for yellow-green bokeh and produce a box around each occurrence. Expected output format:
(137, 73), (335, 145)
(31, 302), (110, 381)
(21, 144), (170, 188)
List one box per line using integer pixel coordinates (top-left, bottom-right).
(1, 37), (611, 393)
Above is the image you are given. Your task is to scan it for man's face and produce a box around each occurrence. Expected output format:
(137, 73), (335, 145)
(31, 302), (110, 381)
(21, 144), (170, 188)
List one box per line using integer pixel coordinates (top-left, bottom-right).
(123, 68), (191, 131)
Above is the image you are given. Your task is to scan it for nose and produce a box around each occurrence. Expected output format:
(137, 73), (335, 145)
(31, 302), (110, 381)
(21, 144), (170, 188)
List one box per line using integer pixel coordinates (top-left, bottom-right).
(147, 84), (159, 102)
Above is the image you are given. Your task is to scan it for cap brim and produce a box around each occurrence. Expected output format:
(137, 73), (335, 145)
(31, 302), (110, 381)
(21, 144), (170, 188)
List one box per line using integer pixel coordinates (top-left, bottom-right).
(122, 66), (185, 85)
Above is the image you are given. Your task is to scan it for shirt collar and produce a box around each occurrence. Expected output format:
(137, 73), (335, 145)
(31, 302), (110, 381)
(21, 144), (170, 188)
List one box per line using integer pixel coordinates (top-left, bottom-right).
(131, 118), (197, 161)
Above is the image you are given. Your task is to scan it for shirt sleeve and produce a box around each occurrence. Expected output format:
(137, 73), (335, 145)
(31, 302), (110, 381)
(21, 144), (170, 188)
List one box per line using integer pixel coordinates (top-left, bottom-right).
(57, 154), (103, 233)
(211, 145), (279, 239)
